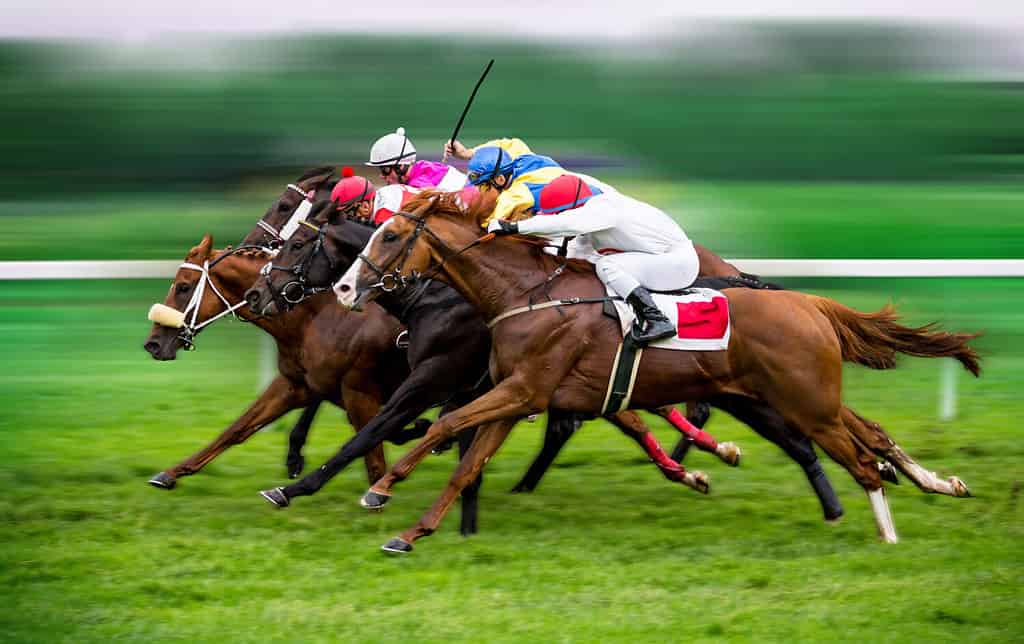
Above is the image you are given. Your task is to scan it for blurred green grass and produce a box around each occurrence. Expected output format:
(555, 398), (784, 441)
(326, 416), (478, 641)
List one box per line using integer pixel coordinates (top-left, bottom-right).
(0, 276), (1020, 642)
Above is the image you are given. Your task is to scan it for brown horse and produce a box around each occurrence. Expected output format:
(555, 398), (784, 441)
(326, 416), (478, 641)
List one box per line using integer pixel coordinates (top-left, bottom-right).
(143, 235), (407, 489)
(341, 193), (980, 553)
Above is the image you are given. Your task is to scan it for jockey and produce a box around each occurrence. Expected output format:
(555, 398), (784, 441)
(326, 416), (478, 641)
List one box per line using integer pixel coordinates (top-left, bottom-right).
(487, 174), (699, 345)
(445, 137), (577, 225)
(371, 184), (421, 226)
(367, 127), (467, 191)
(329, 168), (376, 225)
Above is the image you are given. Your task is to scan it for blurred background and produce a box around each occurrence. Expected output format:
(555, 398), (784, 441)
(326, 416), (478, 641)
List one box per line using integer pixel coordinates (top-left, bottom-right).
(1, 2), (1021, 641)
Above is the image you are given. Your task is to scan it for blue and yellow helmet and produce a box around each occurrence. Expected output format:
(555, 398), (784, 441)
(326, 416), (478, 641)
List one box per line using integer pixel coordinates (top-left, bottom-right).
(467, 146), (515, 186)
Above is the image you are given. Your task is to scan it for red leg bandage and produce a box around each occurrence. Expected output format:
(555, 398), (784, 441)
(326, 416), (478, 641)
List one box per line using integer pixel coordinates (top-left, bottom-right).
(666, 407), (718, 451)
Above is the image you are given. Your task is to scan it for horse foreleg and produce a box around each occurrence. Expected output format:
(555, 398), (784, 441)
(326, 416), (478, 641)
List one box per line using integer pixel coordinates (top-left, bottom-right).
(285, 399), (323, 479)
(362, 377), (538, 508)
(262, 366), (454, 506)
(382, 420), (516, 554)
(604, 411), (709, 494)
(341, 381), (389, 488)
(509, 409), (581, 493)
(149, 376), (307, 489)
(456, 426), (481, 536)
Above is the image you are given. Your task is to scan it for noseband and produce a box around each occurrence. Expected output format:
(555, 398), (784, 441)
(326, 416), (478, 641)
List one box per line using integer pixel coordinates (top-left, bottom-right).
(261, 220), (337, 308)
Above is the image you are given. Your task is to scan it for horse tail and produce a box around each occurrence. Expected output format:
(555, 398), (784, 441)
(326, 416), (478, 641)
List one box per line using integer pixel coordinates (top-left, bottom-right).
(809, 296), (981, 376)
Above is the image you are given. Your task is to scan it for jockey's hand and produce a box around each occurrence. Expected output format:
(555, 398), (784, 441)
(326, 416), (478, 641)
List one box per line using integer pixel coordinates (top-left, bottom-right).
(443, 139), (471, 162)
(487, 219), (518, 235)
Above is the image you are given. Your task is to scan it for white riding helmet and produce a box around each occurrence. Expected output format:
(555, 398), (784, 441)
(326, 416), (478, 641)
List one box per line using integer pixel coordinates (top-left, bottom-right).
(366, 127), (417, 167)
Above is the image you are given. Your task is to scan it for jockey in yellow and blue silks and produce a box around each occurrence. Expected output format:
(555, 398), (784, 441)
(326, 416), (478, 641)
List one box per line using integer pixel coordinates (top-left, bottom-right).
(445, 138), (599, 225)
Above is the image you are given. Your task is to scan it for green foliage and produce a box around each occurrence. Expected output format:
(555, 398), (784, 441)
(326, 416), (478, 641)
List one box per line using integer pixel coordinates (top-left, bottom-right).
(1, 27), (1023, 197)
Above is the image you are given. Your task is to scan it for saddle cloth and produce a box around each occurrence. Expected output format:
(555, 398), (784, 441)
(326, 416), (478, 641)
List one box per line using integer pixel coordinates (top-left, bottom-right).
(610, 286), (731, 351)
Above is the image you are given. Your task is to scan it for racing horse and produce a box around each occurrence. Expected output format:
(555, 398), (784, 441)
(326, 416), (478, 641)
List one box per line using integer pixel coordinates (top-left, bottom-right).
(340, 192), (979, 553)
(246, 198), (849, 520)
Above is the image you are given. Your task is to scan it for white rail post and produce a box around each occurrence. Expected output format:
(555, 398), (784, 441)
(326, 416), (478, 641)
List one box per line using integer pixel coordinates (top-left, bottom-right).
(939, 358), (957, 421)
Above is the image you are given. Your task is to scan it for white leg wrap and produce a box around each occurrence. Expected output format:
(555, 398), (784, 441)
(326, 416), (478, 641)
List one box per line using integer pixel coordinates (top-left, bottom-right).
(867, 487), (899, 543)
(886, 445), (969, 496)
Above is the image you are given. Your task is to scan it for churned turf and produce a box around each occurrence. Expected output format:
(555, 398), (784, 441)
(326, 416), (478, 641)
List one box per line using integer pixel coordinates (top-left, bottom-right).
(0, 277), (1020, 643)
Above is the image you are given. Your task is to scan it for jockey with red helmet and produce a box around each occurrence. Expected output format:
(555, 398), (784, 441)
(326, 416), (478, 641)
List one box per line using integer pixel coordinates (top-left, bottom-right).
(329, 168), (377, 225)
(367, 128), (467, 191)
(487, 174), (699, 345)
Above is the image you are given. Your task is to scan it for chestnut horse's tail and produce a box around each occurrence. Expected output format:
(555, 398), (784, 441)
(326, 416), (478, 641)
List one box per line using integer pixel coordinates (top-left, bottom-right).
(809, 296), (981, 376)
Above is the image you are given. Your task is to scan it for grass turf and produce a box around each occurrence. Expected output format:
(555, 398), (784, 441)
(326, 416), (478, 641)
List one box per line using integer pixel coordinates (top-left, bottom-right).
(0, 277), (1020, 642)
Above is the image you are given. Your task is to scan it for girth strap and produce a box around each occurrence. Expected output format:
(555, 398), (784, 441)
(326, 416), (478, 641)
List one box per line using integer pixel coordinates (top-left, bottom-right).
(486, 296), (620, 329)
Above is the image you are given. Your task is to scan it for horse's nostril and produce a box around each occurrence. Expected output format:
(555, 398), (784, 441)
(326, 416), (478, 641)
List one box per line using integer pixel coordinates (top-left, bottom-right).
(338, 284), (351, 293)
(244, 289), (260, 307)
(144, 341), (160, 355)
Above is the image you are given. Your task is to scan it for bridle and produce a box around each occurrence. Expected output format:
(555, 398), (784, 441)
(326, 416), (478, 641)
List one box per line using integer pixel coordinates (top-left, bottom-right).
(175, 245), (266, 349)
(254, 183), (317, 247)
(358, 209), (494, 295)
(259, 219), (337, 308)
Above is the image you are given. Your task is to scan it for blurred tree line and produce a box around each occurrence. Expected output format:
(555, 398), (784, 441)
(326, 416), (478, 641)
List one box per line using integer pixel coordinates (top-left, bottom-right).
(1, 23), (1022, 197)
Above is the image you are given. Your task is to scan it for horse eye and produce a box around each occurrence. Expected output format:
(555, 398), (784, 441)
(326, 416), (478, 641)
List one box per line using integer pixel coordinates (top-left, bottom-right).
(176, 283), (192, 294)
(383, 231), (398, 243)
(291, 240), (304, 250)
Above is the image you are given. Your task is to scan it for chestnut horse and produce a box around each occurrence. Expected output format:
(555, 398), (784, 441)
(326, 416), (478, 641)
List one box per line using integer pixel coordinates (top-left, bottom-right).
(340, 193), (980, 553)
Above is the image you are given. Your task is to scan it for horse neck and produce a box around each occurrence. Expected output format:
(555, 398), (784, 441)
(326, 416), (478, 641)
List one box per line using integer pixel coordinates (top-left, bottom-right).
(430, 223), (569, 322)
(215, 255), (318, 341)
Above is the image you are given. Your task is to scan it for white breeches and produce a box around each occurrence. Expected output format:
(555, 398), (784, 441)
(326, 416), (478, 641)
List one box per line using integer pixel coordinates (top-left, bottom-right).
(594, 241), (699, 298)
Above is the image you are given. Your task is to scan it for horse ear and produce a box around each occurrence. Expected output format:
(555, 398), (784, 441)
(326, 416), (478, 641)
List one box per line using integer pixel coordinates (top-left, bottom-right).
(188, 233), (214, 261)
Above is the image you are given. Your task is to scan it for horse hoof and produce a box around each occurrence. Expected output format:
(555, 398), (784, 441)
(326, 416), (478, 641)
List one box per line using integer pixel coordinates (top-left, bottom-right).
(259, 487), (290, 508)
(286, 456), (304, 479)
(824, 514), (843, 526)
(716, 442), (741, 467)
(360, 490), (391, 510)
(950, 477), (971, 497)
(148, 472), (177, 489)
(381, 537), (413, 554)
(685, 471), (710, 495)
(878, 461), (900, 485)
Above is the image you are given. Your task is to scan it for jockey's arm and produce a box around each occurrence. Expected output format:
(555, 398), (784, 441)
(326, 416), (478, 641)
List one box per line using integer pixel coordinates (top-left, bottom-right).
(516, 198), (616, 239)
(485, 183), (537, 226)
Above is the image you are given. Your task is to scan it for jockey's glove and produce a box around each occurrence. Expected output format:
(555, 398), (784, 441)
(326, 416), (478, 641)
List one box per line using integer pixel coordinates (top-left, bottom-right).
(487, 219), (519, 235)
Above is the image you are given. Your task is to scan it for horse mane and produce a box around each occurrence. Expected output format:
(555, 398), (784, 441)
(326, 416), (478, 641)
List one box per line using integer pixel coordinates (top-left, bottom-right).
(400, 191), (595, 275)
(296, 165), (337, 183)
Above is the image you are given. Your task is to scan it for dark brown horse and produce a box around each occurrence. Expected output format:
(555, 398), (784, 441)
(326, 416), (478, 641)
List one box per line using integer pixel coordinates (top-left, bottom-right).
(342, 193), (980, 553)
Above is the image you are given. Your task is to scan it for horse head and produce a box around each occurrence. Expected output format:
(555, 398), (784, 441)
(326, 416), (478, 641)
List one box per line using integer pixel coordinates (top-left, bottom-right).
(243, 199), (376, 317)
(240, 166), (338, 249)
(336, 192), (486, 310)
(143, 234), (267, 359)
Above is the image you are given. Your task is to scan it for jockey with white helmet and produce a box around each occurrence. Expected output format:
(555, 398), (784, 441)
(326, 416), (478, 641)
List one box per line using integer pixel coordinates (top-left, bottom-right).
(487, 174), (699, 345)
(367, 127), (467, 192)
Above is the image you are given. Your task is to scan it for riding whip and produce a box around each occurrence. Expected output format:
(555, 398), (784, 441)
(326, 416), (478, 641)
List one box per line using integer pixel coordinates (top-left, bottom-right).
(443, 59), (495, 162)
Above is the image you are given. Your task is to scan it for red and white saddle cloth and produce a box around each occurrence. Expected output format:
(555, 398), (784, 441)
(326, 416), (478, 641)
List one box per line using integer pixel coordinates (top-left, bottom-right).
(610, 286), (731, 351)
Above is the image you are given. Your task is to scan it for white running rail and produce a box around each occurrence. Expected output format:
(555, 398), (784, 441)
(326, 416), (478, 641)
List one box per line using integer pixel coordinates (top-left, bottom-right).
(1, 258), (1023, 280)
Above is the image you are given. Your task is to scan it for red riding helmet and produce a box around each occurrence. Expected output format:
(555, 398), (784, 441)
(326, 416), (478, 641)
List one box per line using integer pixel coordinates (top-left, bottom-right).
(331, 169), (376, 211)
(537, 174), (594, 215)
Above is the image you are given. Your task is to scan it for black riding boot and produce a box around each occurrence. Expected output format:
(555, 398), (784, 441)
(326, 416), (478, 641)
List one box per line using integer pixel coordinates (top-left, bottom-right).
(626, 286), (676, 344)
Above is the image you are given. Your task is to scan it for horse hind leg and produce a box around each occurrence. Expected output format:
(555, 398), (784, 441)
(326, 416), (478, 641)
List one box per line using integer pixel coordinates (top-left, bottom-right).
(841, 407), (971, 498)
(798, 413), (899, 543)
